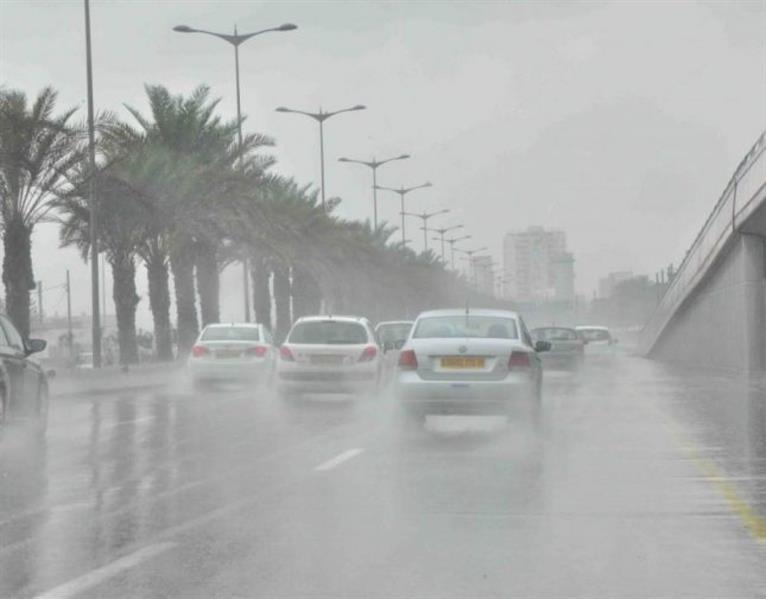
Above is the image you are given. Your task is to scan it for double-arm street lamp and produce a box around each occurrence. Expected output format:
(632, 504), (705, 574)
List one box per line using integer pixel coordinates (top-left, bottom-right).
(402, 209), (449, 252)
(430, 224), (464, 262)
(443, 234), (472, 269)
(454, 246), (488, 283)
(374, 182), (433, 243)
(338, 154), (410, 229)
(173, 21), (297, 323)
(276, 105), (366, 211)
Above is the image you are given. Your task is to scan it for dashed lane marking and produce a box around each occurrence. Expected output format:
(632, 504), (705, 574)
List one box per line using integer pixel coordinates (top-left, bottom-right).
(33, 542), (177, 599)
(314, 448), (365, 472)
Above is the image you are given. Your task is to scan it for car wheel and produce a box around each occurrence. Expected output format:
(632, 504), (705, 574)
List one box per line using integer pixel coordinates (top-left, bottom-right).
(399, 405), (423, 434)
(35, 384), (49, 436)
(0, 384), (7, 430)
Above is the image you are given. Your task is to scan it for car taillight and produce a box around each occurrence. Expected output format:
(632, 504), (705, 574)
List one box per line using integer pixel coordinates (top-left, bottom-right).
(359, 346), (377, 362)
(279, 346), (295, 361)
(398, 349), (418, 370)
(508, 351), (531, 369)
(191, 345), (208, 357)
(245, 346), (268, 357)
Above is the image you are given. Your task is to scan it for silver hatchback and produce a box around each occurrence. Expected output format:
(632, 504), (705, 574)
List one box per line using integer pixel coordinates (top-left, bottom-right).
(395, 309), (549, 418)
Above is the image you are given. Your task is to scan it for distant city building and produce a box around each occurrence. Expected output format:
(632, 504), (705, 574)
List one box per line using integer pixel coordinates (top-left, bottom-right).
(472, 255), (494, 296)
(503, 226), (574, 302)
(598, 271), (633, 299)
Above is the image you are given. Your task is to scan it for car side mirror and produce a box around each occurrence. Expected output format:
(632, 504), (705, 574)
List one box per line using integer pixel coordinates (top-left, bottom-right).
(535, 340), (551, 353)
(26, 338), (47, 355)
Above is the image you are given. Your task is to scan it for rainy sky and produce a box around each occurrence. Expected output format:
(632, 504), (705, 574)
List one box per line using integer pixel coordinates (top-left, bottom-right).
(1, 0), (765, 325)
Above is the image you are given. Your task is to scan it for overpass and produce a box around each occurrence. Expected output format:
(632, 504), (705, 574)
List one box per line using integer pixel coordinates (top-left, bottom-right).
(639, 130), (766, 374)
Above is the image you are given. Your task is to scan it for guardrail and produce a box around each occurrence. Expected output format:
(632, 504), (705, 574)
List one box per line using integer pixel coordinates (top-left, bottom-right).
(640, 129), (766, 355)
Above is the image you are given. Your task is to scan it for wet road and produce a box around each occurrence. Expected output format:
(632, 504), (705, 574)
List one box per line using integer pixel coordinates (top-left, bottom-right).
(1, 352), (764, 598)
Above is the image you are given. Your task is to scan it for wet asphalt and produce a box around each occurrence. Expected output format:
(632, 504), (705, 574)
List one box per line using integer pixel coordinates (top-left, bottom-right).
(1, 351), (764, 598)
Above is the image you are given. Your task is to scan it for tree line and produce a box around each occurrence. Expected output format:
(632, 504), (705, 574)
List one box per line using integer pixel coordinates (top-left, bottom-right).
(1, 84), (497, 364)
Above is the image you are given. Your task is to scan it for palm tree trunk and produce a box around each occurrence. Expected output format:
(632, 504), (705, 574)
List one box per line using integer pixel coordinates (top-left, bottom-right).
(2, 215), (35, 338)
(195, 241), (220, 326)
(146, 253), (173, 361)
(170, 234), (198, 356)
(251, 252), (271, 329)
(291, 265), (321, 320)
(111, 252), (140, 365)
(273, 261), (291, 344)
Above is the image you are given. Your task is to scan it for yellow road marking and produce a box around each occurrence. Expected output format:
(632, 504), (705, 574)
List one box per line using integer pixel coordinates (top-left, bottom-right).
(660, 414), (766, 545)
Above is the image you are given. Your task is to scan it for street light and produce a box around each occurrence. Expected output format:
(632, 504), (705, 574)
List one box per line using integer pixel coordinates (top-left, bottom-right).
(374, 182), (433, 243)
(443, 234), (472, 269)
(338, 153), (410, 229)
(173, 21), (297, 323)
(402, 208), (449, 252)
(430, 224), (463, 262)
(454, 246), (488, 283)
(84, 0), (101, 367)
(276, 105), (366, 211)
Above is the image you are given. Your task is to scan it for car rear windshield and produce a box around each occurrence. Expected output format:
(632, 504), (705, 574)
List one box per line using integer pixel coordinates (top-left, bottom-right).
(201, 327), (260, 342)
(289, 321), (369, 344)
(413, 315), (519, 339)
(532, 328), (578, 341)
(376, 323), (412, 345)
(579, 328), (612, 341)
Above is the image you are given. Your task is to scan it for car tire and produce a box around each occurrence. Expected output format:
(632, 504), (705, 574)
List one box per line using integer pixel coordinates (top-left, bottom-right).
(399, 405), (424, 434)
(0, 384), (7, 431)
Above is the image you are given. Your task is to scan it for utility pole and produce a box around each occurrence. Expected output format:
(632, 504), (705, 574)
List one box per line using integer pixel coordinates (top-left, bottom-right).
(66, 270), (73, 361)
(37, 281), (43, 324)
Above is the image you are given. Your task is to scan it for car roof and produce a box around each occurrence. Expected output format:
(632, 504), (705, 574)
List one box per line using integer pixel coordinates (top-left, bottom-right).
(416, 308), (520, 319)
(204, 322), (260, 328)
(532, 326), (576, 331)
(294, 315), (369, 324)
(575, 325), (610, 331)
(375, 320), (413, 327)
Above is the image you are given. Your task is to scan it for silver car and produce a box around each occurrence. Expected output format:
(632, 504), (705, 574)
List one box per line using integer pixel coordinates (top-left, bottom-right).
(187, 323), (276, 388)
(276, 315), (382, 398)
(395, 309), (549, 419)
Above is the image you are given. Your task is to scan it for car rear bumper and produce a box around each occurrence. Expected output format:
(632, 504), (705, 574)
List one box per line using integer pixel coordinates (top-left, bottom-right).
(395, 372), (534, 414)
(188, 360), (271, 382)
(276, 368), (378, 394)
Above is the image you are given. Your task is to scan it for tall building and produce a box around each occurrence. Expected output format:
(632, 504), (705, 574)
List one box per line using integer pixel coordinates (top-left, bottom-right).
(471, 255), (494, 296)
(503, 226), (574, 302)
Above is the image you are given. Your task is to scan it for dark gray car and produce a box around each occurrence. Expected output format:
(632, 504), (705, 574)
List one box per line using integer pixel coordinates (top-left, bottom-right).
(0, 314), (49, 435)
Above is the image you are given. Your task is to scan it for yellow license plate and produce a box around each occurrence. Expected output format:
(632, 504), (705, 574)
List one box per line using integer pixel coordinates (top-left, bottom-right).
(441, 356), (485, 369)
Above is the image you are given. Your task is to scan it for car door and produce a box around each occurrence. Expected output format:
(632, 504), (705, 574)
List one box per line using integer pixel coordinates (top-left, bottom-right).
(0, 315), (34, 414)
(519, 318), (543, 379)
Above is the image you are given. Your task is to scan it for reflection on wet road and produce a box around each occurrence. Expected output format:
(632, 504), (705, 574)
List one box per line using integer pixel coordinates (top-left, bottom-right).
(1, 353), (764, 598)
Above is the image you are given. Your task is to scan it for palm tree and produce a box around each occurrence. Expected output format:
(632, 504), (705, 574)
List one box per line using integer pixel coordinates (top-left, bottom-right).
(0, 87), (80, 337)
(123, 84), (274, 353)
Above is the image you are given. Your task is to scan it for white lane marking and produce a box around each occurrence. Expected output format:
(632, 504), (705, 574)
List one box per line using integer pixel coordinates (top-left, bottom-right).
(33, 542), (177, 599)
(314, 448), (364, 472)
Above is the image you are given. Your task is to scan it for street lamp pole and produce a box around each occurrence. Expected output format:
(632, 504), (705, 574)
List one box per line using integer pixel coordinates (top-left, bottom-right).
(430, 224), (463, 262)
(338, 154), (410, 229)
(173, 21), (297, 323)
(276, 105), (366, 211)
(455, 246), (488, 283)
(374, 182), (433, 243)
(445, 234), (472, 269)
(84, 0), (101, 368)
(402, 209), (449, 252)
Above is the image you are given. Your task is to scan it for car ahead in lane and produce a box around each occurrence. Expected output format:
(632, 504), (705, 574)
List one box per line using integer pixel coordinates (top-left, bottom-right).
(0, 314), (49, 435)
(531, 326), (585, 370)
(188, 323), (276, 389)
(576, 325), (618, 355)
(276, 315), (382, 398)
(375, 320), (413, 381)
(395, 309), (550, 423)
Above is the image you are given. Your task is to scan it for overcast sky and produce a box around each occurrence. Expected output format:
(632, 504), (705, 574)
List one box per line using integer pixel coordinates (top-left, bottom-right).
(1, 0), (765, 328)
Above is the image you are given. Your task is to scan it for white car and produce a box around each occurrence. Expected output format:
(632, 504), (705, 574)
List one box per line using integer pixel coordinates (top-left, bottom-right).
(188, 323), (276, 388)
(395, 309), (549, 421)
(575, 325), (618, 353)
(276, 315), (382, 398)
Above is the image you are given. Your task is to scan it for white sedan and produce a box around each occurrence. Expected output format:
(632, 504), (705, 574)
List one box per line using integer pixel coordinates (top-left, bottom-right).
(395, 309), (550, 421)
(276, 315), (382, 398)
(188, 323), (276, 388)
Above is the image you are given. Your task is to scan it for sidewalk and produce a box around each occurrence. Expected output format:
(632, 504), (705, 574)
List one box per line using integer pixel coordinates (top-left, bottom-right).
(48, 361), (183, 397)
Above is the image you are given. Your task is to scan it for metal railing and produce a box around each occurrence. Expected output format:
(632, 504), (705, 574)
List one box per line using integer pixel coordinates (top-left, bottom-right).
(639, 129), (766, 355)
